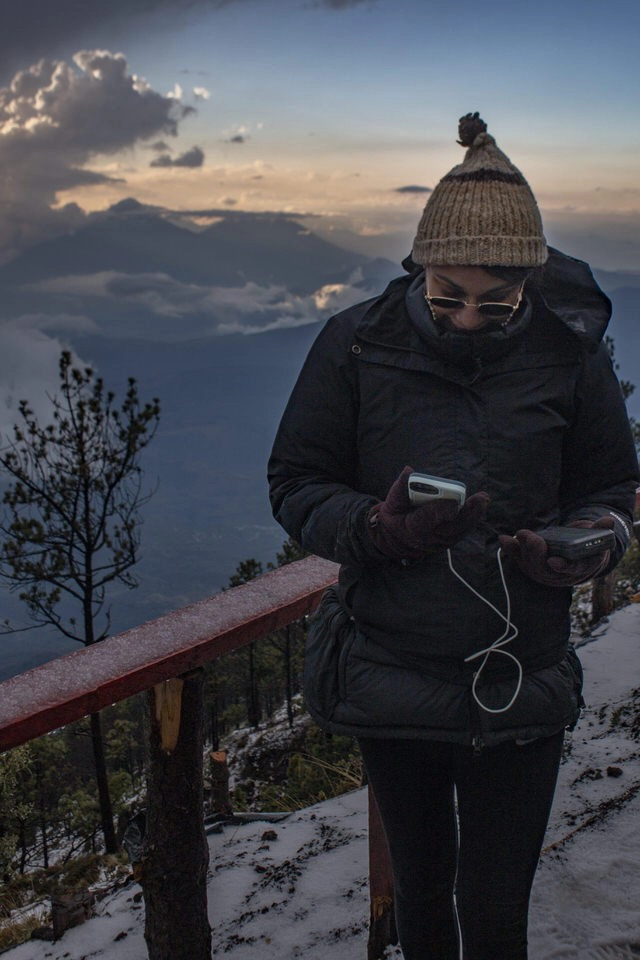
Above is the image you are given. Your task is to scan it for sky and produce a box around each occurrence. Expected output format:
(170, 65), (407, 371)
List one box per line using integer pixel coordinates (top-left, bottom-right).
(1, 0), (640, 269)
(4, 600), (640, 959)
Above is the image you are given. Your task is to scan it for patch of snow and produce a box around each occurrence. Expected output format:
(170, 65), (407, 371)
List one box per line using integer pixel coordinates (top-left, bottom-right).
(4, 603), (640, 960)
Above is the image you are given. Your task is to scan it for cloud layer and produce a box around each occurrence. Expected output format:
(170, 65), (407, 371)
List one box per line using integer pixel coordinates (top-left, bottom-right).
(0, 317), (92, 438)
(32, 269), (370, 336)
(0, 51), (198, 261)
(0, 261), (372, 419)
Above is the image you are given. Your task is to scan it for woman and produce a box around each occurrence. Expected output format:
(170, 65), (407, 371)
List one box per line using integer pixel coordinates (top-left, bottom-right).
(268, 113), (639, 959)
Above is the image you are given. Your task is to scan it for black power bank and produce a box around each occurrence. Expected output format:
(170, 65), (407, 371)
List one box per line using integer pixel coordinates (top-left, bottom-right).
(539, 526), (615, 561)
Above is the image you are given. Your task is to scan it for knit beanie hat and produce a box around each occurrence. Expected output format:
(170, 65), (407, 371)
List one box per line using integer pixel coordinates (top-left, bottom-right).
(412, 113), (548, 267)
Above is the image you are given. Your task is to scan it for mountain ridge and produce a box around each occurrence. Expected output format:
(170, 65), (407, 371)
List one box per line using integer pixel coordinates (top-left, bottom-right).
(0, 207), (638, 678)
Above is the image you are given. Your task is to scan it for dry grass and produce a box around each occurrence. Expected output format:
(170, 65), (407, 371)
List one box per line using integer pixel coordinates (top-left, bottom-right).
(0, 906), (50, 952)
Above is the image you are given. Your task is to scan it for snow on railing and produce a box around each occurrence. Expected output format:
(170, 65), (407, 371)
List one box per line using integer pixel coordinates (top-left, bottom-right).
(0, 555), (395, 960)
(0, 555), (337, 751)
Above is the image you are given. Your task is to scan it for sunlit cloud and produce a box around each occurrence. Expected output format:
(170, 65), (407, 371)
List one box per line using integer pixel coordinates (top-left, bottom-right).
(0, 50), (196, 262)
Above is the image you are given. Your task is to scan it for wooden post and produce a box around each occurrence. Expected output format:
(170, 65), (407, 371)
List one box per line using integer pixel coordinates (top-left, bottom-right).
(142, 670), (211, 960)
(154, 678), (184, 753)
(367, 784), (397, 960)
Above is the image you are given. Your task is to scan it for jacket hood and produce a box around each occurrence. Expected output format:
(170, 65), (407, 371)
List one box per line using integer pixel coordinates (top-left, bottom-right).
(401, 247), (611, 354)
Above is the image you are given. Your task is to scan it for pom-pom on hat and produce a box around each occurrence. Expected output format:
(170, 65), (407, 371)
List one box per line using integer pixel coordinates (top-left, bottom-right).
(412, 112), (548, 267)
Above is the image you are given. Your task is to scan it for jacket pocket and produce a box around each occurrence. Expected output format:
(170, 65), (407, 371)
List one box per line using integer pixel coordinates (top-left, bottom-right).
(303, 587), (355, 726)
(482, 647), (585, 739)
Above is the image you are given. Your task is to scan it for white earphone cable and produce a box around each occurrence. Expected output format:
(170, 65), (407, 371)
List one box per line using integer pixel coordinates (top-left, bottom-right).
(446, 546), (522, 714)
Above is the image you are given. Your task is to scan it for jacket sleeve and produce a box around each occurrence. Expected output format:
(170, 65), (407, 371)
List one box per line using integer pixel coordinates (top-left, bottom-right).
(268, 315), (384, 566)
(559, 341), (639, 568)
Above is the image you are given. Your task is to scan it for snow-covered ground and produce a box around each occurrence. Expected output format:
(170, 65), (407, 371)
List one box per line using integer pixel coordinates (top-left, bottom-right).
(4, 603), (640, 960)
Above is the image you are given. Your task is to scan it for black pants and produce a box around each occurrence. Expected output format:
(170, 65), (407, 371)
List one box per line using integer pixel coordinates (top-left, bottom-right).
(358, 732), (564, 960)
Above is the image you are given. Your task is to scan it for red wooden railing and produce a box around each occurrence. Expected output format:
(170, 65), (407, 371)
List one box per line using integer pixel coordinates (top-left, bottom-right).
(0, 555), (395, 959)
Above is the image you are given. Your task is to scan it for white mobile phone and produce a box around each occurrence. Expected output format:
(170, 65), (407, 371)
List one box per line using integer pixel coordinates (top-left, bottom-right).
(407, 472), (466, 509)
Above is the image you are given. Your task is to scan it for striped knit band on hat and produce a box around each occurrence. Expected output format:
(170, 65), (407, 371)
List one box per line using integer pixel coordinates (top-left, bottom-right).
(412, 113), (548, 267)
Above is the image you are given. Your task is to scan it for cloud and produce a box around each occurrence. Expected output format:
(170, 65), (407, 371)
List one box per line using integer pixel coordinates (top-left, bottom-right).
(150, 146), (205, 168)
(0, 50), (192, 261)
(32, 269), (372, 334)
(5, 312), (97, 334)
(222, 124), (251, 144)
(0, 317), (91, 438)
(395, 185), (432, 194)
(193, 87), (211, 100)
(166, 83), (184, 100)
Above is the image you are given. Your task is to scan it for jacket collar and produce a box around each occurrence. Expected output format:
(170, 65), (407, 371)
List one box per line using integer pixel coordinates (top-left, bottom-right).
(405, 270), (533, 368)
(401, 247), (611, 354)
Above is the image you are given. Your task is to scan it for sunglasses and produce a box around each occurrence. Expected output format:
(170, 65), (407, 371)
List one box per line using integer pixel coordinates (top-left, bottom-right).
(425, 284), (524, 325)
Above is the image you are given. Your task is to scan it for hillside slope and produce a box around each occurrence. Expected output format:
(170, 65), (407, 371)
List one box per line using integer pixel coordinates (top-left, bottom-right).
(5, 603), (640, 960)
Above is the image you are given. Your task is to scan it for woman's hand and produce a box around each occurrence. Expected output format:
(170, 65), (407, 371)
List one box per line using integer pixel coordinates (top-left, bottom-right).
(367, 466), (489, 560)
(498, 517), (614, 586)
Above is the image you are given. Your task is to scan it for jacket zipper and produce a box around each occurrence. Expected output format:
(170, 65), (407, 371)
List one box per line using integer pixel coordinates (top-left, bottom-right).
(470, 672), (485, 755)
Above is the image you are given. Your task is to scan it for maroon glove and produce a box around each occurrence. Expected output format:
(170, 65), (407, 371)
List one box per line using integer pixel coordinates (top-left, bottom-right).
(498, 517), (614, 587)
(367, 466), (490, 560)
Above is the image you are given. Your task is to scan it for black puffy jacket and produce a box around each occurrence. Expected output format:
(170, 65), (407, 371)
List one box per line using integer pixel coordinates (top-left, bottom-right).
(268, 249), (639, 747)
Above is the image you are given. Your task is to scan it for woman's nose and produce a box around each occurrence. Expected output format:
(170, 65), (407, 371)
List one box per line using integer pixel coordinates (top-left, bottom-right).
(449, 304), (487, 330)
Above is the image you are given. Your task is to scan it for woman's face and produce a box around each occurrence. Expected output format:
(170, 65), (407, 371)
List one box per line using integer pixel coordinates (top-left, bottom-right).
(425, 265), (523, 332)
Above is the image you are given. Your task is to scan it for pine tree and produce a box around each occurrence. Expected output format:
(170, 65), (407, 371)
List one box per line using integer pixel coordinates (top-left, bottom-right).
(0, 746), (32, 880)
(0, 351), (160, 853)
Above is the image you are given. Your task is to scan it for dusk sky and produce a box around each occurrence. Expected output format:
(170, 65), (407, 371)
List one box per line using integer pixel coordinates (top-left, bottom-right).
(0, 0), (639, 655)
(1, 0), (639, 269)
